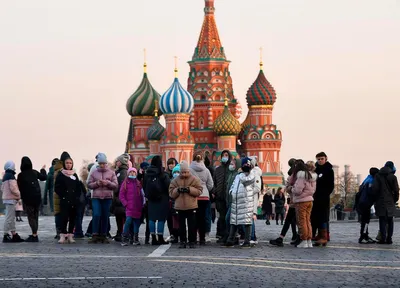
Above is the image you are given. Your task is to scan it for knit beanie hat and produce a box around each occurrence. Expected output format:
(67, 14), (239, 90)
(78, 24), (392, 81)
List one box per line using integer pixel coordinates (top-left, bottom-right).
(180, 161), (189, 171)
(172, 164), (181, 174)
(116, 153), (129, 166)
(4, 161), (15, 171)
(140, 162), (150, 169)
(128, 167), (137, 174)
(97, 153), (107, 164)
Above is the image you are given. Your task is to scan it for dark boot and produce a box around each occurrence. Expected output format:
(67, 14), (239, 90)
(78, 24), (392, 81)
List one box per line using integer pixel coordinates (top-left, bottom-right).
(179, 242), (186, 248)
(158, 234), (169, 245)
(3, 234), (13, 243)
(133, 233), (140, 245)
(291, 234), (300, 245)
(12, 233), (24, 243)
(269, 237), (283, 247)
(265, 219), (270, 225)
(113, 233), (122, 242)
(151, 234), (159, 245)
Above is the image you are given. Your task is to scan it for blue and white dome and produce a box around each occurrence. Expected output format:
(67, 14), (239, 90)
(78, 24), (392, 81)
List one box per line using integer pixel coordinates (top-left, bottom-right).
(160, 78), (194, 114)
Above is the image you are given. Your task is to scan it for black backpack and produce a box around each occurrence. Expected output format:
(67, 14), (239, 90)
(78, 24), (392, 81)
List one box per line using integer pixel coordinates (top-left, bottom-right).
(145, 175), (163, 202)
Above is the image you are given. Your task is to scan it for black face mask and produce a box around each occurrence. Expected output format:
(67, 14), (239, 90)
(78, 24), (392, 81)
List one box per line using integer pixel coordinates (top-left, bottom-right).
(242, 166), (250, 173)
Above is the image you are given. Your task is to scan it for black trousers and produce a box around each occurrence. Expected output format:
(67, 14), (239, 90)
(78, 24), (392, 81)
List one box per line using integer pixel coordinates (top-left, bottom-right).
(276, 212), (285, 224)
(60, 205), (77, 234)
(196, 200), (208, 242)
(281, 207), (297, 237)
(216, 201), (227, 237)
(24, 204), (39, 234)
(228, 224), (251, 244)
(178, 209), (196, 244)
(379, 213), (394, 241)
(115, 213), (126, 235)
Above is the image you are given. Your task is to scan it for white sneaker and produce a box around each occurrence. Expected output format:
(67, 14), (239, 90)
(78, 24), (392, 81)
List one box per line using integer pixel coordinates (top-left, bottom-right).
(250, 240), (258, 245)
(205, 233), (211, 243)
(296, 240), (308, 248)
(307, 239), (313, 248)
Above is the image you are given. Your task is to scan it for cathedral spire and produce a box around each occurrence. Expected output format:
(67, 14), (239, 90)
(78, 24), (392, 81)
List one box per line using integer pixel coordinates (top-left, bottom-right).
(143, 48), (147, 73)
(259, 47), (263, 71)
(192, 0), (226, 60)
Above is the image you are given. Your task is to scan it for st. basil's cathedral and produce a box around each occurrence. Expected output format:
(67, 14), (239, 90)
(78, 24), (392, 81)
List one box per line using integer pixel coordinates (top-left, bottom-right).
(125, 0), (283, 187)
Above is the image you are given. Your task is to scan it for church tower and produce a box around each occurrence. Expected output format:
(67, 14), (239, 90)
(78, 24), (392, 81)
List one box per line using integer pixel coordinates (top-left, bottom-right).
(125, 50), (161, 165)
(188, 0), (241, 161)
(160, 58), (195, 165)
(241, 49), (283, 187)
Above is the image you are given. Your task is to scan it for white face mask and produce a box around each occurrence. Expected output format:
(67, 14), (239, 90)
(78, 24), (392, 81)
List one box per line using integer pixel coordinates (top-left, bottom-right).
(228, 165), (235, 171)
(221, 157), (229, 163)
(173, 173), (179, 178)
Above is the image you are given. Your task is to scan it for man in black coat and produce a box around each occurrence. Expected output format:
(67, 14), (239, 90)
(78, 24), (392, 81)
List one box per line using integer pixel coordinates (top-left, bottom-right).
(311, 152), (334, 246)
(213, 150), (232, 241)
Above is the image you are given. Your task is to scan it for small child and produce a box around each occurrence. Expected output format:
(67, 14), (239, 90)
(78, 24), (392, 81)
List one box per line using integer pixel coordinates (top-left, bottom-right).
(15, 200), (23, 222)
(119, 168), (145, 246)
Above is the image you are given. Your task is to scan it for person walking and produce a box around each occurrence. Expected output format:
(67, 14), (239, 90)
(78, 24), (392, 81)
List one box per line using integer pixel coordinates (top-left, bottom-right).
(87, 153), (118, 244)
(17, 157), (47, 242)
(2, 161), (24, 243)
(143, 156), (171, 245)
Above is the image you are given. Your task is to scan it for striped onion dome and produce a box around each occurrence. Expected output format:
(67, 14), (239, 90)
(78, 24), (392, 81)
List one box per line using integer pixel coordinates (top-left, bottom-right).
(126, 72), (162, 117)
(246, 69), (276, 106)
(213, 100), (241, 136)
(160, 77), (194, 114)
(147, 115), (165, 141)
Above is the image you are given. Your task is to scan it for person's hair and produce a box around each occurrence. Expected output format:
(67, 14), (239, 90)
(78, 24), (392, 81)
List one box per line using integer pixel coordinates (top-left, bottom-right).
(151, 156), (163, 176)
(306, 161), (316, 172)
(277, 187), (283, 194)
(193, 153), (203, 162)
(316, 152), (327, 158)
(293, 161), (312, 180)
(167, 158), (176, 166)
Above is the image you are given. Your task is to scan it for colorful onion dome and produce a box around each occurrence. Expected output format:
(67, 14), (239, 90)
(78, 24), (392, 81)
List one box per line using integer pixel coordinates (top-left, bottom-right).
(246, 64), (276, 106)
(160, 65), (194, 114)
(213, 98), (241, 136)
(147, 103), (165, 141)
(241, 112), (250, 130)
(126, 65), (162, 117)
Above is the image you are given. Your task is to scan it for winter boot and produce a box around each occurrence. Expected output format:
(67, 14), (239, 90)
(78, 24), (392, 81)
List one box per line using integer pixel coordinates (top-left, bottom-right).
(133, 233), (140, 246)
(315, 229), (328, 246)
(269, 237), (284, 247)
(113, 233), (122, 242)
(121, 235), (130, 246)
(3, 234), (13, 243)
(67, 234), (76, 244)
(158, 234), (169, 245)
(12, 233), (24, 243)
(151, 234), (159, 245)
(58, 234), (66, 244)
(265, 219), (270, 225)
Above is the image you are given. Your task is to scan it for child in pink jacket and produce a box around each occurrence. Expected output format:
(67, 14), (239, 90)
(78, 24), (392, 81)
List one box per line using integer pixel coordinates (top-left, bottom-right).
(119, 168), (145, 246)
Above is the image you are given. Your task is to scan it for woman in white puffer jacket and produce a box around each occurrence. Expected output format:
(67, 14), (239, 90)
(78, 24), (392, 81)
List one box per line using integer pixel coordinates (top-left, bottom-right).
(189, 153), (214, 245)
(225, 157), (256, 248)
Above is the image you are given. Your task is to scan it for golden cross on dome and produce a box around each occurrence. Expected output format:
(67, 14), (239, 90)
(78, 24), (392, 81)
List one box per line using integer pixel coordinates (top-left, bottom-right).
(259, 47), (263, 71)
(174, 56), (178, 78)
(143, 48), (147, 73)
(154, 100), (159, 117)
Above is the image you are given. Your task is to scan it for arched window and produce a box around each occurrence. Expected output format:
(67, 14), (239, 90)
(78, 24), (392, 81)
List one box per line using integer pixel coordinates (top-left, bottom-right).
(199, 117), (204, 129)
(201, 95), (206, 101)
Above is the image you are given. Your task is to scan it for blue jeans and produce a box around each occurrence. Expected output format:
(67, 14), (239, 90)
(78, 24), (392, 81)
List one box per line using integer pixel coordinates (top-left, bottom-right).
(149, 220), (165, 235)
(205, 200), (212, 233)
(92, 199), (112, 235)
(74, 205), (84, 237)
(123, 217), (141, 235)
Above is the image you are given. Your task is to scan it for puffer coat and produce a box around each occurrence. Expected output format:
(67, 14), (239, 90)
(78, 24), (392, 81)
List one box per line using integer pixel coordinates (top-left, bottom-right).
(229, 172), (256, 225)
(189, 161), (214, 200)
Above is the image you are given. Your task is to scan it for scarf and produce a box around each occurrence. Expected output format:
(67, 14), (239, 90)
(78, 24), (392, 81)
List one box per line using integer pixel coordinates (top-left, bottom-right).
(61, 169), (76, 177)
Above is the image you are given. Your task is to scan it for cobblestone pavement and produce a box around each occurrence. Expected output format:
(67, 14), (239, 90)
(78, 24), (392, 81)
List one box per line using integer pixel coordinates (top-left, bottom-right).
(0, 216), (399, 287)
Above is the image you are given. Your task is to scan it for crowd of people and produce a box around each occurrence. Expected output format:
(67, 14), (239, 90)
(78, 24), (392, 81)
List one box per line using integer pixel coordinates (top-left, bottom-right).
(1, 150), (398, 248)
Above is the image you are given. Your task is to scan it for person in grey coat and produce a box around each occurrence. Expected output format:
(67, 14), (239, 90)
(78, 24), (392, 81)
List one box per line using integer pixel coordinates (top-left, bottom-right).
(372, 161), (399, 244)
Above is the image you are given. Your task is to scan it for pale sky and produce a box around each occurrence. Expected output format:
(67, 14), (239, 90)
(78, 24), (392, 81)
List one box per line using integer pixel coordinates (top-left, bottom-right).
(0, 0), (399, 178)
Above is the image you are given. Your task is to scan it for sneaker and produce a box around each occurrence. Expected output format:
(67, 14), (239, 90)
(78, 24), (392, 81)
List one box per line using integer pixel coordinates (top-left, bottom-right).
(179, 242), (187, 249)
(12, 233), (24, 243)
(3, 234), (13, 243)
(205, 233), (211, 243)
(307, 239), (313, 248)
(269, 237), (284, 247)
(296, 240), (308, 248)
(88, 235), (100, 244)
(25, 235), (39, 242)
(121, 236), (129, 247)
(250, 240), (258, 245)
(241, 242), (252, 248)
(223, 242), (234, 247)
